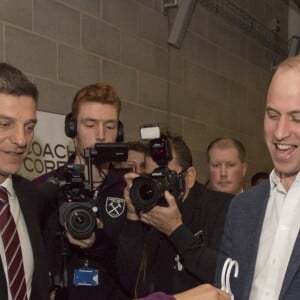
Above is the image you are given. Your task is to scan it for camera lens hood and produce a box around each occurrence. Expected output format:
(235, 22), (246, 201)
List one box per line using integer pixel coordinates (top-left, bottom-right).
(59, 202), (96, 240)
(130, 176), (163, 212)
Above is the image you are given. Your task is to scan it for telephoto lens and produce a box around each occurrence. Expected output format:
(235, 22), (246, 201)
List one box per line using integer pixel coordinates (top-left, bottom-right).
(130, 175), (165, 213)
(59, 202), (96, 239)
(130, 167), (186, 213)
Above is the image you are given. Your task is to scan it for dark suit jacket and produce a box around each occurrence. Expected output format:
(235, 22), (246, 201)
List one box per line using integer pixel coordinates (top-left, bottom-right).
(0, 175), (49, 300)
(215, 180), (300, 300)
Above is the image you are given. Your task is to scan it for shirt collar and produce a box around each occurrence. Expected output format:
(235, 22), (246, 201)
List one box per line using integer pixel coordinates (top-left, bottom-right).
(270, 169), (279, 190)
(270, 169), (300, 193)
(1, 176), (14, 198)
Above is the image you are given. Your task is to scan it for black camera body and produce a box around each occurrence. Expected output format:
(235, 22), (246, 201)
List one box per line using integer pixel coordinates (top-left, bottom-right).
(130, 125), (186, 212)
(57, 164), (97, 240)
(130, 166), (185, 212)
(57, 143), (129, 240)
(148, 137), (172, 166)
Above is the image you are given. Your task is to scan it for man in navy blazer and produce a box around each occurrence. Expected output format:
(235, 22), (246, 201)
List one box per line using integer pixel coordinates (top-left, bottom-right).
(215, 55), (300, 299)
(0, 63), (49, 299)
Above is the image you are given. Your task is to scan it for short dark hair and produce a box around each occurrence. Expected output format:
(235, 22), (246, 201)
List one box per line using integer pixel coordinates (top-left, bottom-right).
(0, 63), (38, 102)
(127, 140), (147, 154)
(168, 135), (193, 171)
(251, 171), (269, 186)
(206, 137), (246, 163)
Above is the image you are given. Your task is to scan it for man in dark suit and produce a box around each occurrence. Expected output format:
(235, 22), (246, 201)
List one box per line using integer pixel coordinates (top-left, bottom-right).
(0, 63), (49, 299)
(215, 55), (300, 299)
(118, 135), (233, 298)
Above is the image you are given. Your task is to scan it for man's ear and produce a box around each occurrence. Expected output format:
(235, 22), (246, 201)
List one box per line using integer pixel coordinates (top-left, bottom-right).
(242, 162), (248, 177)
(185, 166), (196, 189)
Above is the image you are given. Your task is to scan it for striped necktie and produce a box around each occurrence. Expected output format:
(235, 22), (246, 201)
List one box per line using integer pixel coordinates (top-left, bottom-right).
(0, 187), (28, 300)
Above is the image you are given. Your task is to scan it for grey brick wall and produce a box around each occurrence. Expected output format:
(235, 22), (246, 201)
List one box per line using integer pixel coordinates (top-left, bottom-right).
(0, 0), (288, 186)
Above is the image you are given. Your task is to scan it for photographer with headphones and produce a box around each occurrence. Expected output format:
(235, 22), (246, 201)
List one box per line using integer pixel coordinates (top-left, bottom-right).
(34, 83), (129, 300)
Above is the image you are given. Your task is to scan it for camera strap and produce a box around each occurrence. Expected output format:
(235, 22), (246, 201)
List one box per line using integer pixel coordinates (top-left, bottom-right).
(56, 229), (69, 289)
(134, 227), (161, 297)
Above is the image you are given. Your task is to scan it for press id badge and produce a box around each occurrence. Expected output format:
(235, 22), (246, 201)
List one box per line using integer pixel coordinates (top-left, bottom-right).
(73, 268), (99, 286)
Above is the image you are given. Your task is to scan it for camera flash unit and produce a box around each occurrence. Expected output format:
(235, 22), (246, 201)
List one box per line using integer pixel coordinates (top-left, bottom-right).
(140, 123), (168, 140)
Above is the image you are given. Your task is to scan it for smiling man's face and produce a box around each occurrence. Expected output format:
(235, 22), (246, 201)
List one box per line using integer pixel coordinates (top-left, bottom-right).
(264, 66), (300, 187)
(0, 93), (37, 183)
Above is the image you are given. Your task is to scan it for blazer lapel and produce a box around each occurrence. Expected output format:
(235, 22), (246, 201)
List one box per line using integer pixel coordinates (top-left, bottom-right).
(243, 184), (270, 298)
(12, 176), (40, 264)
(280, 232), (300, 298)
(13, 177), (32, 229)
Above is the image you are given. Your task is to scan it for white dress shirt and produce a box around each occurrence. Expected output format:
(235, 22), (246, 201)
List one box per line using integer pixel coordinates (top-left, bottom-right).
(250, 170), (300, 300)
(0, 176), (34, 300)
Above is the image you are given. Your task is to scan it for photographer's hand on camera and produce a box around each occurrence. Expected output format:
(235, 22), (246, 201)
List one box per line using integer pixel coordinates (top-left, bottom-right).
(124, 172), (141, 221)
(140, 190), (183, 236)
(124, 172), (183, 235)
(65, 224), (96, 249)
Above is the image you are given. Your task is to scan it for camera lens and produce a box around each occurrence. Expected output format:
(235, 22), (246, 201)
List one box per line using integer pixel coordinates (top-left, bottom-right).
(67, 207), (95, 240)
(71, 209), (90, 227)
(60, 202), (96, 240)
(74, 213), (86, 225)
(130, 176), (163, 212)
(139, 183), (154, 201)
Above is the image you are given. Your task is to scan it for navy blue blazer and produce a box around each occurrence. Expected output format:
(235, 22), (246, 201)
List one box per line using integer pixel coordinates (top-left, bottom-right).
(215, 180), (300, 300)
(0, 175), (49, 300)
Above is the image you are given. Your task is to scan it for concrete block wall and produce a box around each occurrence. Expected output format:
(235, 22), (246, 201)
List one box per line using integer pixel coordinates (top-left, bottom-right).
(0, 0), (288, 186)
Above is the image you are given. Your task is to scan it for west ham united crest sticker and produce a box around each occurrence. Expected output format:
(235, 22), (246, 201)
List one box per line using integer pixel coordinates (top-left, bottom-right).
(105, 197), (125, 218)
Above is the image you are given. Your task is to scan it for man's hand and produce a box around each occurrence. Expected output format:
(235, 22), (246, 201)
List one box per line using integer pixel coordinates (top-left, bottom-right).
(174, 284), (230, 300)
(50, 289), (56, 300)
(65, 226), (96, 249)
(140, 190), (183, 236)
(124, 172), (140, 221)
(65, 217), (103, 248)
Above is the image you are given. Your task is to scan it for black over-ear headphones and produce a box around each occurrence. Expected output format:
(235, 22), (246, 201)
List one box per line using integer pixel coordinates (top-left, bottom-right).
(64, 112), (124, 142)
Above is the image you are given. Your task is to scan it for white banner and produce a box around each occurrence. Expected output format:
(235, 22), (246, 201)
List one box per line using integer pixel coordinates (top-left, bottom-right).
(20, 111), (74, 180)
